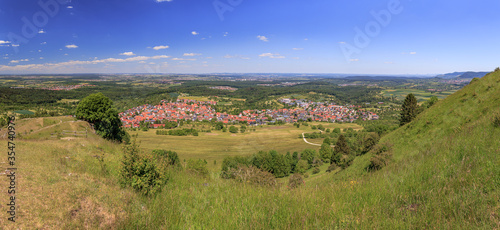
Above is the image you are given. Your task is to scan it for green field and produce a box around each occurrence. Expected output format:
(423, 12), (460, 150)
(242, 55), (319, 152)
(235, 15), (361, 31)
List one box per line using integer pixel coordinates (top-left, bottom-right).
(382, 89), (457, 102)
(129, 122), (362, 171)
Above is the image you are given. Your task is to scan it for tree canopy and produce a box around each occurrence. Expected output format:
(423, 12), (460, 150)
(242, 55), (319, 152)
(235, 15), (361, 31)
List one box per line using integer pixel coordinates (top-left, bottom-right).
(75, 92), (125, 142)
(400, 93), (418, 126)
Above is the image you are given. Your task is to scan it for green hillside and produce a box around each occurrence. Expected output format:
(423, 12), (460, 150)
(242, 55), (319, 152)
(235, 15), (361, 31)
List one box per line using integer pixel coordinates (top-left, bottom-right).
(1, 70), (499, 229)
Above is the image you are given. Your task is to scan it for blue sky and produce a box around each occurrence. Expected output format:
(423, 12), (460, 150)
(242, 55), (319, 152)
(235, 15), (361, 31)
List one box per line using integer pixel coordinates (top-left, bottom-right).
(0, 0), (499, 75)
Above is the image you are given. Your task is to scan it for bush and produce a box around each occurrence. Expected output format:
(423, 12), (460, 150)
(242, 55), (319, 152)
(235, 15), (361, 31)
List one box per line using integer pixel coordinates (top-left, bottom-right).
(187, 159), (209, 177)
(295, 160), (309, 174)
(120, 140), (167, 196)
(312, 167), (320, 174)
(368, 143), (393, 171)
(326, 163), (337, 173)
(152, 149), (181, 168)
(229, 125), (238, 133)
(494, 113), (500, 127)
(231, 166), (276, 187)
(288, 173), (304, 189)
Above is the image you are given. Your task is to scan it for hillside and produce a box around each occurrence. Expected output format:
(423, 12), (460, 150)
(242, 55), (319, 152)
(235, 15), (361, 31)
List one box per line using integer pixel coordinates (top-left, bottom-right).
(1, 71), (499, 229)
(435, 71), (489, 79)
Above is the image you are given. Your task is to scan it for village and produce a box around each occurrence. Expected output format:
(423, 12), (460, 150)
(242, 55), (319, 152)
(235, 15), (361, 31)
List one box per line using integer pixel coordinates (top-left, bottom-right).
(119, 98), (379, 128)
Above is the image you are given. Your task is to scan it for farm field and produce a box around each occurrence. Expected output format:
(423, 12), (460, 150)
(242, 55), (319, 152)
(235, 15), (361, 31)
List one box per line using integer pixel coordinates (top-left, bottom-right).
(128, 122), (362, 171)
(382, 88), (457, 102)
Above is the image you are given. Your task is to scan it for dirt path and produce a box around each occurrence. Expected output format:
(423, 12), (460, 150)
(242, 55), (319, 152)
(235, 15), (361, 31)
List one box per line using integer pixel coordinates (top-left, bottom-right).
(301, 132), (322, 146)
(301, 129), (335, 147)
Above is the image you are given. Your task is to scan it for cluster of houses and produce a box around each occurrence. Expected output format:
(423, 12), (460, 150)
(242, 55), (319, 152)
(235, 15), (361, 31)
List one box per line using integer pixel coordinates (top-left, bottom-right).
(119, 98), (379, 128)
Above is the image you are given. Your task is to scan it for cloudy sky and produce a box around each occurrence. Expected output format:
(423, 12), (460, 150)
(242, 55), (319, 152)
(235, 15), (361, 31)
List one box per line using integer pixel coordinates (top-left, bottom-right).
(0, 0), (499, 74)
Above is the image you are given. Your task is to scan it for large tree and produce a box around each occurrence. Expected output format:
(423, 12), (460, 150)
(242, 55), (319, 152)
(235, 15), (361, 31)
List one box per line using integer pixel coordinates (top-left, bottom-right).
(332, 134), (350, 165)
(400, 93), (418, 126)
(75, 93), (125, 142)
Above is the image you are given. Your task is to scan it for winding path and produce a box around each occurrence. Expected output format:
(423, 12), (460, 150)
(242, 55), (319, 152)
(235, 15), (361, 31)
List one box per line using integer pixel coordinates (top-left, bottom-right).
(301, 132), (322, 146)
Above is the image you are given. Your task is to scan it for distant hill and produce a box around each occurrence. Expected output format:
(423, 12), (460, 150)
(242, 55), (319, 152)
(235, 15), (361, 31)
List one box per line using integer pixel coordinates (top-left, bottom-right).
(435, 71), (489, 79)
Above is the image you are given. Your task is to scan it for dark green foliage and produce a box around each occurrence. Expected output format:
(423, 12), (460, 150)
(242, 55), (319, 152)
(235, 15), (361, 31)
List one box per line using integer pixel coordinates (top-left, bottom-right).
(240, 125), (246, 133)
(494, 113), (500, 127)
(75, 93), (125, 142)
(300, 149), (317, 166)
(221, 156), (251, 179)
(152, 149), (181, 167)
(312, 167), (320, 174)
(120, 140), (167, 196)
(400, 93), (418, 126)
(229, 125), (238, 133)
(326, 163), (337, 173)
(333, 128), (341, 133)
(323, 137), (331, 145)
(288, 173), (304, 189)
(187, 159), (209, 177)
(214, 121), (224, 130)
(334, 134), (350, 156)
(319, 143), (333, 163)
(156, 128), (198, 136)
(295, 160), (309, 174)
(368, 143), (393, 171)
(362, 133), (379, 154)
(339, 155), (355, 169)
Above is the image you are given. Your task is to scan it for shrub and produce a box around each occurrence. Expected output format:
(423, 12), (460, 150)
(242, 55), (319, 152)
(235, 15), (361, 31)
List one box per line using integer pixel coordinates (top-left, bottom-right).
(494, 113), (500, 127)
(229, 125), (238, 133)
(231, 166), (276, 187)
(312, 167), (320, 174)
(120, 140), (166, 196)
(339, 155), (355, 169)
(221, 156), (251, 179)
(152, 149), (181, 167)
(288, 173), (304, 189)
(295, 160), (309, 174)
(368, 143), (393, 171)
(187, 159), (209, 177)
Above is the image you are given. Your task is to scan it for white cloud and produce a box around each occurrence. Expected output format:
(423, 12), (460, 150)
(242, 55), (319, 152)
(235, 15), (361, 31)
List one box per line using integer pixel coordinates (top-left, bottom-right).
(338, 41), (346, 44)
(183, 53), (201, 56)
(224, 32), (229, 37)
(65, 44), (78, 49)
(410, 52), (417, 55)
(152, 45), (169, 50)
(259, 53), (285, 59)
(120, 51), (136, 56)
(384, 61), (393, 64)
(172, 58), (196, 61)
(0, 40), (10, 44)
(10, 59), (29, 64)
(292, 57), (300, 60)
(191, 31), (199, 35)
(349, 59), (359, 62)
(257, 35), (269, 42)
(38, 29), (46, 34)
(0, 55), (171, 72)
(224, 54), (250, 59)
(292, 48), (303, 50)
(67, 6), (73, 8)
(304, 38), (308, 41)
(41, 42), (47, 45)
(156, 0), (173, 2)
(40, 57), (44, 59)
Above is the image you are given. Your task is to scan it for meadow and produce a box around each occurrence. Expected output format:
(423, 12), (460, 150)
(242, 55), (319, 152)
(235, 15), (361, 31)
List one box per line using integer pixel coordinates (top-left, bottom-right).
(382, 88), (457, 102)
(128, 122), (362, 171)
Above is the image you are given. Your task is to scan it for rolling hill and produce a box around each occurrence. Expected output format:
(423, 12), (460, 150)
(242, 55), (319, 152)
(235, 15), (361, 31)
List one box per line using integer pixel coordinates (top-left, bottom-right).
(1, 70), (499, 229)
